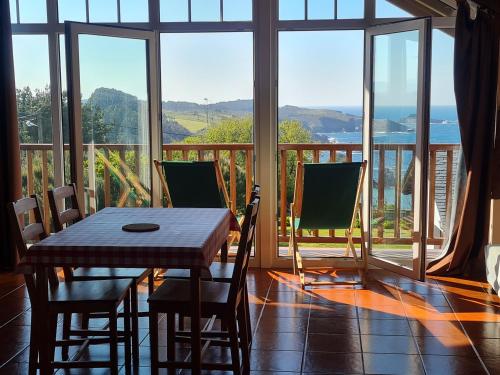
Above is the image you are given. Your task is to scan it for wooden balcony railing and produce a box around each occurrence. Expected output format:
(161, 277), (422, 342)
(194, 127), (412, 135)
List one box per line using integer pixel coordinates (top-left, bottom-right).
(20, 142), (460, 247)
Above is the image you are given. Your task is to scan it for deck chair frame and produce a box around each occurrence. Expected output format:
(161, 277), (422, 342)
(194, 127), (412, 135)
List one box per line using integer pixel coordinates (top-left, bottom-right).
(290, 160), (368, 289)
(153, 159), (240, 255)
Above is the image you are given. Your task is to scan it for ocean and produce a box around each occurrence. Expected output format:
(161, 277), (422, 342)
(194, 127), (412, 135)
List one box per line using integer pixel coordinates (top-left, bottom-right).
(322, 105), (461, 145)
(316, 105), (461, 210)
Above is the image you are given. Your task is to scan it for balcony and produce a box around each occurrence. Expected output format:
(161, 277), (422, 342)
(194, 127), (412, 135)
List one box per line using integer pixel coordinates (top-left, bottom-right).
(20, 142), (460, 255)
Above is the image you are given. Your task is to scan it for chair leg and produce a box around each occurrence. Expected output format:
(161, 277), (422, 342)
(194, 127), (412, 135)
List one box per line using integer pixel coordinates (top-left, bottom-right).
(123, 293), (132, 375)
(227, 315), (241, 375)
(130, 282), (140, 367)
(221, 241), (228, 263)
(62, 312), (71, 360)
(148, 270), (155, 296)
(81, 312), (90, 338)
(244, 284), (252, 346)
(48, 313), (58, 374)
(167, 312), (176, 375)
(178, 313), (185, 331)
(237, 302), (250, 374)
(149, 310), (159, 375)
(28, 311), (38, 375)
(109, 310), (119, 375)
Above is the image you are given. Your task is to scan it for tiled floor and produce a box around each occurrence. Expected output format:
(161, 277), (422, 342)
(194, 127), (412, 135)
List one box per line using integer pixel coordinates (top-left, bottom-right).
(0, 268), (498, 374)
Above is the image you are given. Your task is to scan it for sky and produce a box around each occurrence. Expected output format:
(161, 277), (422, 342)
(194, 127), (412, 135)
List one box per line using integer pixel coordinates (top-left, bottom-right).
(11, 0), (456, 107)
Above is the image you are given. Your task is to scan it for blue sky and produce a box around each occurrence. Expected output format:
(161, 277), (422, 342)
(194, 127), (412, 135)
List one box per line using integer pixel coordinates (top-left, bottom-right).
(12, 0), (455, 107)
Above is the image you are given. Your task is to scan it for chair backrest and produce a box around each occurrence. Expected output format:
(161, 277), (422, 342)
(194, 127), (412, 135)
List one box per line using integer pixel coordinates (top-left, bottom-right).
(294, 161), (366, 230)
(8, 196), (59, 300)
(157, 160), (229, 209)
(48, 183), (84, 232)
(48, 184), (84, 280)
(228, 194), (260, 305)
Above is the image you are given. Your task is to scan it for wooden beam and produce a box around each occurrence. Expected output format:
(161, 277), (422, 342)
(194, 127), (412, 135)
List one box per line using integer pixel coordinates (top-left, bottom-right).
(386, 0), (456, 17)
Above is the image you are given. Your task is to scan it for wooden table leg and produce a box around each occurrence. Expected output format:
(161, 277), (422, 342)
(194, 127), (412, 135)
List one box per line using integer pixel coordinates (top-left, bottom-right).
(221, 241), (228, 263)
(36, 266), (50, 375)
(190, 268), (201, 375)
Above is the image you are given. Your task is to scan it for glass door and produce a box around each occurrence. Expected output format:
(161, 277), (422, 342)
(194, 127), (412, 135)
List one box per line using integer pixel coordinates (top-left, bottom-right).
(363, 19), (431, 280)
(65, 22), (161, 213)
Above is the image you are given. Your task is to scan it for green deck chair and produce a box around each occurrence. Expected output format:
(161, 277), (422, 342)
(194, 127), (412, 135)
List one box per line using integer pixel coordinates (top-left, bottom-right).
(153, 159), (239, 261)
(290, 161), (368, 289)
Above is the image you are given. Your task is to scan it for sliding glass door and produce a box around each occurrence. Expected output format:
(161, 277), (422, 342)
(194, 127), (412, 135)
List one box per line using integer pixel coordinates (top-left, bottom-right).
(65, 22), (161, 213)
(363, 19), (431, 280)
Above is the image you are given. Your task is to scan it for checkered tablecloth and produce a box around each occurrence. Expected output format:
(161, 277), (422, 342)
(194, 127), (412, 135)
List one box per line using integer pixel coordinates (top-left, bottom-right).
(22, 207), (231, 270)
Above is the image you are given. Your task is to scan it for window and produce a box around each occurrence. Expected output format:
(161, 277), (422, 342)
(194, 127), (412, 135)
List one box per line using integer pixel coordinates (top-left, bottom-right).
(18, 0), (47, 23)
(161, 0), (189, 22)
(58, 0), (87, 22)
(223, 0), (252, 21)
(337, 0), (364, 19)
(279, 0), (305, 20)
(161, 32), (255, 224)
(9, 0), (17, 23)
(89, 0), (118, 23)
(277, 30), (364, 257)
(120, 0), (149, 22)
(279, 0), (364, 20)
(12, 35), (55, 218)
(191, 0), (220, 21)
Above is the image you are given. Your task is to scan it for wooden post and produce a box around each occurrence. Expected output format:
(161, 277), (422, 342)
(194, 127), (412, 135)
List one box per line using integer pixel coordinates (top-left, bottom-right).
(229, 150), (236, 214)
(104, 148), (111, 207)
(280, 150), (287, 238)
(428, 150), (437, 240)
(245, 149), (253, 204)
(395, 146), (402, 239)
(41, 150), (50, 231)
(27, 150), (34, 223)
(377, 148), (385, 239)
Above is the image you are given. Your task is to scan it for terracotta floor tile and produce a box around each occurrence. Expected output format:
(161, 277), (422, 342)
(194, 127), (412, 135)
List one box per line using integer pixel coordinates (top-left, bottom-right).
(482, 357), (500, 374)
(414, 335), (476, 356)
(262, 303), (311, 318)
(421, 355), (488, 375)
(308, 318), (359, 335)
(460, 322), (500, 338)
(356, 307), (403, 320)
(408, 319), (466, 337)
(363, 353), (425, 375)
(307, 333), (361, 353)
(358, 318), (411, 336)
(302, 351), (363, 374)
(250, 350), (303, 372)
(309, 303), (357, 319)
(256, 316), (309, 333)
(472, 337), (500, 357)
(253, 332), (306, 351)
(360, 335), (418, 354)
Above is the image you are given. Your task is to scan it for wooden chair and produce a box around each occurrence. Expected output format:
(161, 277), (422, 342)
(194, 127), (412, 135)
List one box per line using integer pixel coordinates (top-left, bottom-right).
(47, 183), (154, 366)
(153, 159), (241, 261)
(148, 195), (260, 375)
(163, 185), (260, 344)
(8, 196), (133, 375)
(290, 161), (368, 289)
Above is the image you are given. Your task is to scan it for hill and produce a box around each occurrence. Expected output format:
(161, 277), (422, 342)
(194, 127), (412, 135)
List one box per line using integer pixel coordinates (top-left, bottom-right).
(88, 88), (409, 143)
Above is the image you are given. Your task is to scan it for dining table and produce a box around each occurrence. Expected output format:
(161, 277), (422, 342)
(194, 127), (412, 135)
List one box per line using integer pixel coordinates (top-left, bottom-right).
(23, 207), (231, 375)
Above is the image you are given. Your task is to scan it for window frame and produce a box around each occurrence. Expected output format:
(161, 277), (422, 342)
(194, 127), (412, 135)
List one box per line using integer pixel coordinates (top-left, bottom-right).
(9, 0), (457, 271)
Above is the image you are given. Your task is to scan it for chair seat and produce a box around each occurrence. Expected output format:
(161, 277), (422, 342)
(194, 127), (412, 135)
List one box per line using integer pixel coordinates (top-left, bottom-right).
(165, 262), (234, 281)
(148, 279), (230, 313)
(49, 279), (133, 310)
(71, 267), (151, 282)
